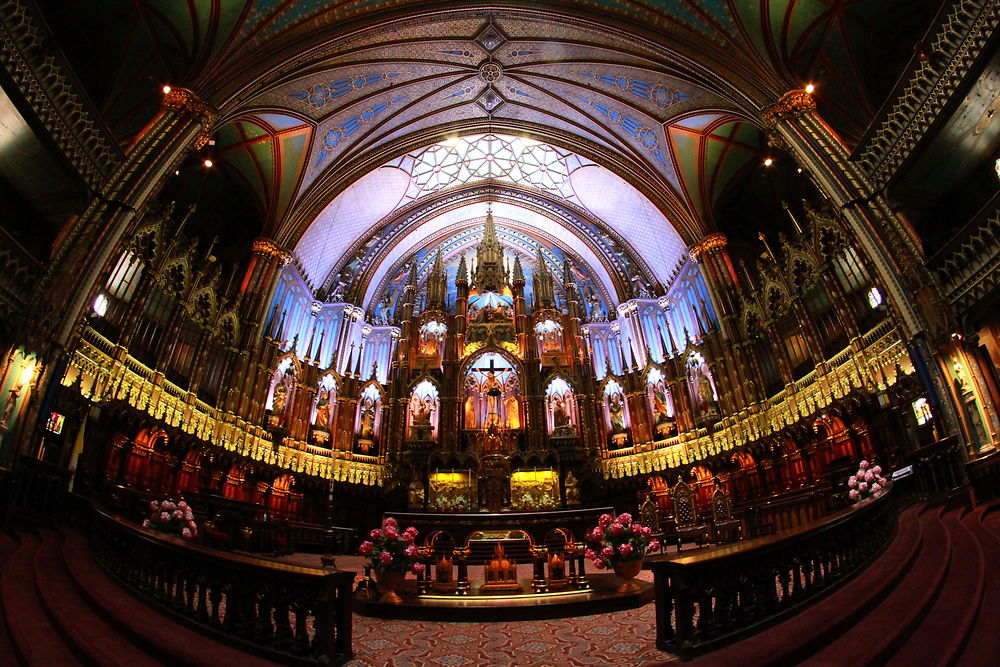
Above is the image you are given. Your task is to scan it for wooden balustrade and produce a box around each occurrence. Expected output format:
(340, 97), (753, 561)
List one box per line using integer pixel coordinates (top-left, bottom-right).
(967, 450), (1000, 501)
(87, 505), (355, 665)
(737, 489), (830, 538)
(1, 456), (71, 527)
(650, 490), (896, 660)
(909, 435), (968, 497)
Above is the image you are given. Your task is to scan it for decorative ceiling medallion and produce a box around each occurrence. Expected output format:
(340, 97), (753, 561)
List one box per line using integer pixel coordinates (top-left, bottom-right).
(476, 88), (505, 113)
(479, 62), (502, 84)
(475, 25), (506, 53)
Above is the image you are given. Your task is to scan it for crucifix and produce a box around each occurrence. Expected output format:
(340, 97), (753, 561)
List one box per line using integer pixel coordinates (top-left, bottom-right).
(472, 356), (509, 426)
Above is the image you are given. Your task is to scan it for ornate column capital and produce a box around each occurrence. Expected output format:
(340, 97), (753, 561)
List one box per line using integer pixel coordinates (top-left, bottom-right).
(251, 237), (292, 266)
(689, 233), (728, 261)
(161, 87), (218, 149)
(760, 90), (817, 130)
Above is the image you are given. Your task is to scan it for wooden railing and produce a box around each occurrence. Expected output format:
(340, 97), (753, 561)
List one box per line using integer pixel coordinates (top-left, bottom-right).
(737, 489), (830, 538)
(1, 456), (71, 527)
(649, 491), (896, 660)
(967, 450), (1000, 502)
(88, 506), (355, 665)
(909, 435), (969, 497)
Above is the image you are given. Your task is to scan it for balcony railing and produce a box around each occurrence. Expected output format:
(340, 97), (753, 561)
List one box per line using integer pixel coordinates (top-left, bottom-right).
(88, 505), (355, 664)
(649, 490), (895, 659)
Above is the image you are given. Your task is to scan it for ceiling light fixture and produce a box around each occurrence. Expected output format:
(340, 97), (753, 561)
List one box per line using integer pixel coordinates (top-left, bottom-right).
(203, 158), (213, 168)
(804, 83), (815, 94)
(763, 157), (774, 167)
(162, 85), (172, 94)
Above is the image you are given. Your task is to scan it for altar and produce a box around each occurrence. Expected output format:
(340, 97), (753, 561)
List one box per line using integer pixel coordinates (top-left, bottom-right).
(385, 506), (613, 552)
(356, 506), (653, 620)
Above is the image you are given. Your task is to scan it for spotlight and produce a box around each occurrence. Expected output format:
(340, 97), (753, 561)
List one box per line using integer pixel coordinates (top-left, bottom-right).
(174, 170), (180, 176)
(796, 167), (803, 173)
(203, 158), (213, 168)
(804, 83), (815, 94)
(162, 85), (172, 94)
(763, 157), (774, 167)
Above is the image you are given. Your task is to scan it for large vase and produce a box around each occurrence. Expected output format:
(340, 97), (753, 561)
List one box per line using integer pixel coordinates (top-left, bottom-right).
(374, 569), (406, 603)
(612, 559), (643, 593)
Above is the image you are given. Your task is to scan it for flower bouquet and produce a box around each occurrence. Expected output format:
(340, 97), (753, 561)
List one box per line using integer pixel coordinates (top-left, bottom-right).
(847, 460), (889, 502)
(358, 517), (423, 602)
(143, 498), (198, 540)
(585, 512), (659, 579)
(539, 492), (554, 511)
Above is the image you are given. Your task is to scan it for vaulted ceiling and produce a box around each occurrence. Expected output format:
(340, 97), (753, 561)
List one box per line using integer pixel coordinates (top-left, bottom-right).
(35, 0), (942, 292)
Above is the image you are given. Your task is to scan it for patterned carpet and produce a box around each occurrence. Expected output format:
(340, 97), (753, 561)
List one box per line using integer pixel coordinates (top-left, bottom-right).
(278, 554), (678, 666)
(348, 603), (676, 667)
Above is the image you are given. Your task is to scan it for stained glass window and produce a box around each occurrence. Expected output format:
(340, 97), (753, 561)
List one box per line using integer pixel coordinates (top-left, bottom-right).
(409, 134), (572, 195)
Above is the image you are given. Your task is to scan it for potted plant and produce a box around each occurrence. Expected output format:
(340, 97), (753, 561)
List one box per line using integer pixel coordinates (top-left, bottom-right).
(143, 498), (198, 541)
(585, 512), (659, 590)
(358, 517), (424, 602)
(848, 460), (889, 502)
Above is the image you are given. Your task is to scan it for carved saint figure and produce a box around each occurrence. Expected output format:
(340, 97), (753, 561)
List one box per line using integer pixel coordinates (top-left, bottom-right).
(464, 396), (477, 429)
(271, 381), (288, 424)
(314, 390), (332, 428)
(608, 391), (626, 431)
(359, 397), (376, 438)
(564, 470), (581, 506)
(419, 326), (438, 356)
(552, 395), (571, 428)
(697, 371), (715, 410)
(412, 396), (433, 425)
(652, 380), (669, 421)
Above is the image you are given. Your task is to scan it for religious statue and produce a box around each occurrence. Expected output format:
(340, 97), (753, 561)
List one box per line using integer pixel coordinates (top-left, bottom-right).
(482, 422), (504, 454)
(504, 393), (519, 428)
(419, 326), (439, 356)
(270, 381), (288, 427)
(483, 371), (500, 408)
(314, 390), (332, 428)
(412, 396), (433, 424)
(552, 395), (571, 428)
(408, 480), (425, 509)
(0, 387), (19, 429)
(587, 289), (605, 322)
(483, 371), (502, 427)
(409, 396), (434, 440)
(464, 395), (477, 429)
(358, 397), (376, 438)
(697, 371), (715, 410)
(608, 391), (626, 432)
(564, 470), (581, 506)
(272, 382), (287, 414)
(652, 380), (669, 422)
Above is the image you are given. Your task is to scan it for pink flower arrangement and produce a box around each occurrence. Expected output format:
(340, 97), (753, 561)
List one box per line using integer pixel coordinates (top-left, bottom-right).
(358, 517), (422, 574)
(143, 498), (197, 540)
(847, 460), (889, 503)
(586, 512), (659, 569)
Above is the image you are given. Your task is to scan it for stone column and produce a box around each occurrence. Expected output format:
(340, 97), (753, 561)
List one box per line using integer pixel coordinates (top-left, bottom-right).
(238, 238), (291, 347)
(762, 90), (962, 438)
(46, 87), (218, 348)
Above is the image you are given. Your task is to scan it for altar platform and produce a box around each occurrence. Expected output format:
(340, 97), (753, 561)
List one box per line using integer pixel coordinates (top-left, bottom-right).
(353, 572), (654, 621)
(385, 507), (614, 551)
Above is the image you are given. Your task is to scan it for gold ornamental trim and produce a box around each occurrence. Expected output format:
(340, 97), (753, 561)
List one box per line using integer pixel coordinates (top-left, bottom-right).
(251, 237), (292, 265)
(761, 90), (817, 129)
(162, 87), (218, 149)
(689, 233), (728, 260)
